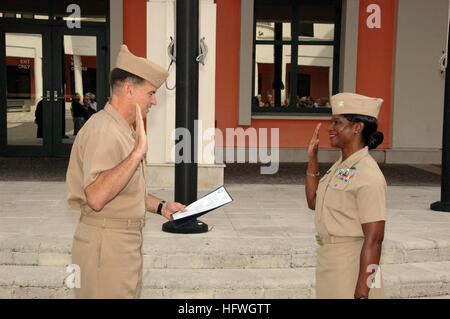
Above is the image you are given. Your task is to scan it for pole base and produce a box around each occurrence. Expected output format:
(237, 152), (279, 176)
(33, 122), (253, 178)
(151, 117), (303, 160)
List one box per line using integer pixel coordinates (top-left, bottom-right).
(162, 219), (209, 234)
(430, 201), (450, 212)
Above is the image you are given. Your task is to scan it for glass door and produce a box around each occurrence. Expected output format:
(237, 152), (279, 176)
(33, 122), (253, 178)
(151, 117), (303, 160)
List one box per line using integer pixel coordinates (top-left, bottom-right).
(0, 25), (53, 156)
(0, 25), (107, 156)
(0, 0), (108, 157)
(51, 26), (107, 156)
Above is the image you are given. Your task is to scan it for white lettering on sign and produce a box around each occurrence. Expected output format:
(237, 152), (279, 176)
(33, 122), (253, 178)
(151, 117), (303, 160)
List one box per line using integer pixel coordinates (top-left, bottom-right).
(366, 4), (381, 29)
(18, 59), (31, 69)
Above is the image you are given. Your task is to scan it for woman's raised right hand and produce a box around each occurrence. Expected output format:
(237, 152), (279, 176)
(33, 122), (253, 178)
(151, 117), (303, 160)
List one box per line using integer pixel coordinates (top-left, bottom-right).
(308, 123), (321, 159)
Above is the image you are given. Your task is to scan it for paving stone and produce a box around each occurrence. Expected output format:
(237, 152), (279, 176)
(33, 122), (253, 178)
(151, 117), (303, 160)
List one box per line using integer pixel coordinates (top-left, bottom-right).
(139, 288), (164, 298)
(0, 250), (13, 265)
(142, 255), (165, 269)
(0, 287), (13, 298)
(38, 253), (71, 266)
(164, 288), (215, 299)
(291, 253), (317, 268)
(214, 288), (264, 299)
(264, 288), (313, 299)
(0, 265), (67, 287)
(11, 252), (38, 265)
(12, 287), (72, 299)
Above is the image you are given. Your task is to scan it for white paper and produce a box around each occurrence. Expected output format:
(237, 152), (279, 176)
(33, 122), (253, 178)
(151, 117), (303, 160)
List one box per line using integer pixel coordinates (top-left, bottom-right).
(171, 186), (233, 220)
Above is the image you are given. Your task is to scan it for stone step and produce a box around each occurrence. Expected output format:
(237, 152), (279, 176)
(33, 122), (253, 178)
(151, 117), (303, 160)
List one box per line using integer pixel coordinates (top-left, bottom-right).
(1, 261), (450, 299)
(1, 235), (450, 269)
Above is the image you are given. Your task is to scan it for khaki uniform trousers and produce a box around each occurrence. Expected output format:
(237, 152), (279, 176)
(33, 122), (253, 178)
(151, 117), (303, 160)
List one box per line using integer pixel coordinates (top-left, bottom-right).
(315, 236), (385, 299)
(72, 215), (146, 299)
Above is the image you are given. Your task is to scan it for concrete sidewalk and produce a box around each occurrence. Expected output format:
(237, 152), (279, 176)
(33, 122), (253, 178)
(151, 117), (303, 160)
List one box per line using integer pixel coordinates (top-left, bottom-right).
(1, 180), (450, 298)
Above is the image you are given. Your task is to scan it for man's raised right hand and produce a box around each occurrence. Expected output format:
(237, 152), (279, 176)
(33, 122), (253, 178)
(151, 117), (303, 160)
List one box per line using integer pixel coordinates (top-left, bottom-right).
(134, 104), (148, 159)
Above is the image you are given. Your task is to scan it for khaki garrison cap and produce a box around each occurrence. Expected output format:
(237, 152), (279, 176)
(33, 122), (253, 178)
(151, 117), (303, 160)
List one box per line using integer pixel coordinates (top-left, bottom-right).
(115, 44), (169, 88)
(331, 93), (383, 119)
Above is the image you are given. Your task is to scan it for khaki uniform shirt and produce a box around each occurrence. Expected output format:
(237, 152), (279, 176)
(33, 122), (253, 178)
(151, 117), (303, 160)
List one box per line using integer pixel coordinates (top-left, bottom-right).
(66, 103), (147, 219)
(315, 147), (386, 238)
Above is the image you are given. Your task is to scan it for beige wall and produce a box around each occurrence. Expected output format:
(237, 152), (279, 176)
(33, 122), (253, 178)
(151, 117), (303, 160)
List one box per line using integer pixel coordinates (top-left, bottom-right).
(392, 0), (448, 149)
(109, 0), (123, 73)
(339, 0), (359, 93)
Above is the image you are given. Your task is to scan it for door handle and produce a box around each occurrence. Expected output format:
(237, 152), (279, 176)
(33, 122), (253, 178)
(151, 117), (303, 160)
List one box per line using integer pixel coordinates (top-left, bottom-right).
(41, 90), (51, 102)
(54, 90), (66, 102)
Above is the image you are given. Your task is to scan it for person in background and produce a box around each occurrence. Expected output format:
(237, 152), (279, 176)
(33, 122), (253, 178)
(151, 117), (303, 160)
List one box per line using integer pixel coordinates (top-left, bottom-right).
(88, 92), (97, 111)
(83, 94), (97, 122)
(299, 96), (309, 108)
(71, 93), (85, 136)
(311, 97), (319, 108)
(257, 94), (264, 107)
(318, 97), (329, 108)
(34, 99), (43, 138)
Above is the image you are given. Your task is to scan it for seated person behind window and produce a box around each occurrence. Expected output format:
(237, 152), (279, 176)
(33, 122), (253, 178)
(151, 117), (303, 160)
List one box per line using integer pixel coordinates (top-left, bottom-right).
(267, 94), (274, 107)
(304, 97), (315, 108)
(297, 96), (309, 108)
(318, 97), (330, 108)
(257, 94), (264, 107)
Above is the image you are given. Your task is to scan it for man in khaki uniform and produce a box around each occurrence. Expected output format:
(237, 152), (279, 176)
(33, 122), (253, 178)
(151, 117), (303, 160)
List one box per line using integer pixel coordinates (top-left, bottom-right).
(305, 93), (386, 299)
(66, 45), (186, 298)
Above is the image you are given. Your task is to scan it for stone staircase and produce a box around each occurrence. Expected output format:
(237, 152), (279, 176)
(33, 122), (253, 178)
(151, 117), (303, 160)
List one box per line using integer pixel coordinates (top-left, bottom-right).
(1, 234), (450, 299)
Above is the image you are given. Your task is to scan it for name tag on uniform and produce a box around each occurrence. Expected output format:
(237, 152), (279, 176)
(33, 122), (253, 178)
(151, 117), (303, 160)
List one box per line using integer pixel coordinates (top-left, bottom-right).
(337, 168), (355, 182)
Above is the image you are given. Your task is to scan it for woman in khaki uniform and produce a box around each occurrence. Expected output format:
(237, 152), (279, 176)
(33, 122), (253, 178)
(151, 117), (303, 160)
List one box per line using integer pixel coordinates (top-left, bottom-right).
(305, 93), (386, 299)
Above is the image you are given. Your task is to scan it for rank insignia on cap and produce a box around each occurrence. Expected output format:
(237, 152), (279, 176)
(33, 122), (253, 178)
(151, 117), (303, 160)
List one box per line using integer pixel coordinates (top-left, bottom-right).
(338, 101), (344, 108)
(337, 168), (355, 182)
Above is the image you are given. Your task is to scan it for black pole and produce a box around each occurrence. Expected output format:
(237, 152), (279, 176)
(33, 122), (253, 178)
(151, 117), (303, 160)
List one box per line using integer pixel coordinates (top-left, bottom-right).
(162, 0), (208, 233)
(175, 0), (198, 205)
(431, 23), (450, 212)
(273, 23), (283, 107)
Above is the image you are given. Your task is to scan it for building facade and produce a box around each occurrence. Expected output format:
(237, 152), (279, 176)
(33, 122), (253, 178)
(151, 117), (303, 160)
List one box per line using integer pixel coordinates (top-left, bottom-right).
(0, 0), (448, 188)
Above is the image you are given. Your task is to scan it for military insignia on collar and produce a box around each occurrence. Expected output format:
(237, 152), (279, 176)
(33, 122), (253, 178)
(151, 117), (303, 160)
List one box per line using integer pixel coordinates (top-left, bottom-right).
(337, 168), (355, 182)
